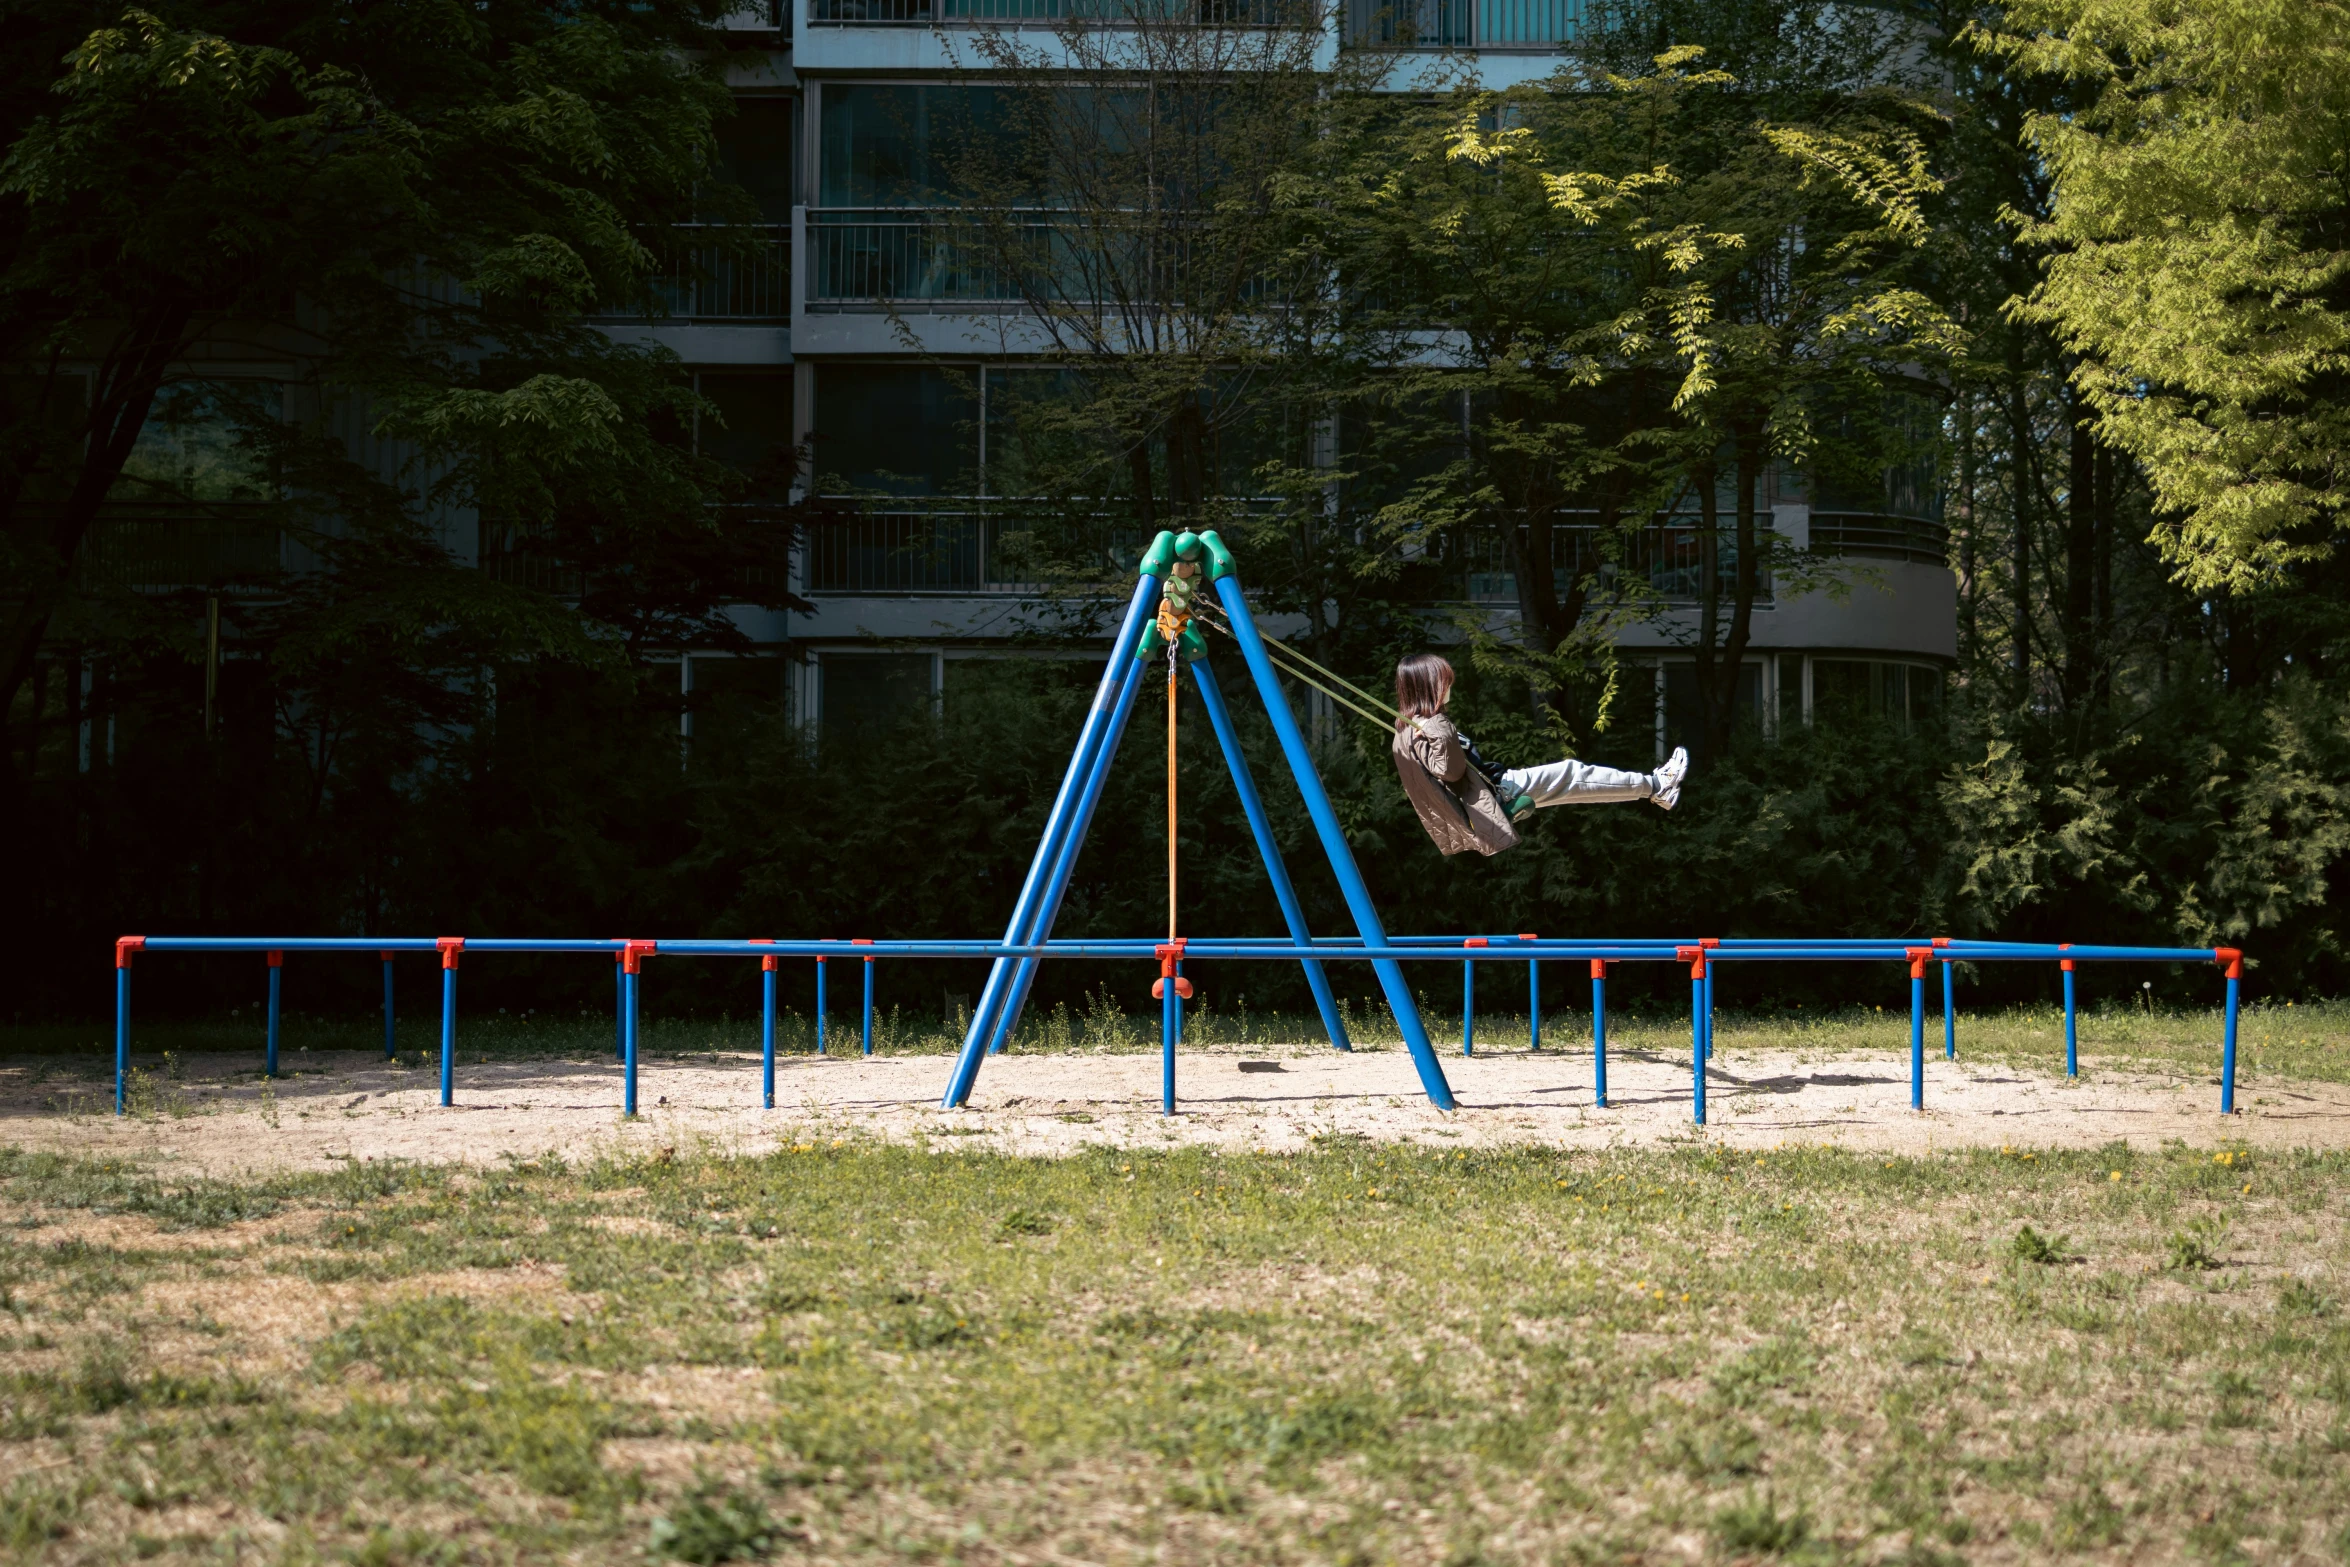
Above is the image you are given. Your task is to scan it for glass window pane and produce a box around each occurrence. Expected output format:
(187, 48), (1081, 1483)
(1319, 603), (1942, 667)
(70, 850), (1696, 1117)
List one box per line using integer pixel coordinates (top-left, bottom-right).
(823, 653), (932, 741)
(1812, 658), (1873, 718)
(713, 97), (796, 222)
(812, 366), (977, 496)
(819, 86), (1003, 207)
(699, 374), (795, 499)
(112, 382), (281, 503)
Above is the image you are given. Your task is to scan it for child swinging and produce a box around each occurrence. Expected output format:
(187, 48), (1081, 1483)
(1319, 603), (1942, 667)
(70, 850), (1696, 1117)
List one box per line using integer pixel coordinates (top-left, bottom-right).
(1390, 653), (1687, 857)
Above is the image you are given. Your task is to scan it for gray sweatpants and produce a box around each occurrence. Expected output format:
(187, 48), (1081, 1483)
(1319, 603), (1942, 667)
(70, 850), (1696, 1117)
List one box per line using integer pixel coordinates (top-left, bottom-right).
(1501, 757), (1656, 807)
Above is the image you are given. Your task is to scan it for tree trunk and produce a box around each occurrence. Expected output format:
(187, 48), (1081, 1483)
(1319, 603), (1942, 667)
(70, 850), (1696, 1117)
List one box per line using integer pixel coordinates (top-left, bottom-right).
(0, 304), (194, 800)
(1702, 420), (1765, 762)
(2061, 384), (2096, 715)
(1690, 456), (1721, 764)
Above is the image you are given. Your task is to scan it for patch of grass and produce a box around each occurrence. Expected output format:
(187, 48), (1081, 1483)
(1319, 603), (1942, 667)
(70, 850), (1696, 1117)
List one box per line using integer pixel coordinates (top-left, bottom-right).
(1, 1140), (2347, 1562)
(2012, 1223), (2073, 1264)
(649, 1478), (784, 1563)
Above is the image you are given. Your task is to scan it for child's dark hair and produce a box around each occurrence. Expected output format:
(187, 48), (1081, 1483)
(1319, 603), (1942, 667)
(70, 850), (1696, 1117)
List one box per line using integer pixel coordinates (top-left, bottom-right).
(1394, 653), (1454, 729)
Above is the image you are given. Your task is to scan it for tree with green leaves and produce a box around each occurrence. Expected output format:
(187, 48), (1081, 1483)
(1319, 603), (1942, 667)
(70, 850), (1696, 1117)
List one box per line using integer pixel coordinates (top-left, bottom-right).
(1979, 0), (2350, 594)
(0, 1), (781, 802)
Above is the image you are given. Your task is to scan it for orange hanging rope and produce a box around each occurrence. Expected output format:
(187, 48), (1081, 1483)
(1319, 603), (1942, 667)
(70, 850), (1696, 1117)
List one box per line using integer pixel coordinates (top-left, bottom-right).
(1167, 643), (1178, 942)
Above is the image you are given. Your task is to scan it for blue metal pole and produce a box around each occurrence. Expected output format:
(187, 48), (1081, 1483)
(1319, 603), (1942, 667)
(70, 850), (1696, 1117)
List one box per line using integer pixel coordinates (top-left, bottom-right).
(942, 574), (1160, 1104)
(1691, 964), (1706, 1125)
(1591, 960), (1607, 1108)
(1529, 950), (1541, 1052)
(1212, 571), (1457, 1111)
(382, 954), (396, 1058)
(2063, 961), (2079, 1077)
(439, 963), (456, 1108)
(1702, 966), (1714, 1062)
(2221, 967), (2241, 1114)
(1162, 963), (1178, 1115)
(1942, 957), (1955, 1059)
(623, 968), (639, 1116)
(265, 953), (282, 1079)
(1188, 658), (1350, 1051)
(816, 958), (828, 1057)
(983, 648), (1150, 1059)
(1462, 959), (1474, 1056)
(862, 955), (876, 1056)
(1910, 964), (1925, 1110)
(113, 963), (129, 1122)
(762, 960), (776, 1109)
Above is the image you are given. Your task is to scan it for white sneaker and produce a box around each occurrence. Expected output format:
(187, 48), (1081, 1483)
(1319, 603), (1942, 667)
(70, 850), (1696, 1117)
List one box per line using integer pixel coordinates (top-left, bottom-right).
(1651, 747), (1688, 811)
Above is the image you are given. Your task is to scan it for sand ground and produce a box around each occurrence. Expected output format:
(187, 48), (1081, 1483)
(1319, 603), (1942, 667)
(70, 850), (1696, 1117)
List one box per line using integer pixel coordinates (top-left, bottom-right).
(1, 1038), (2331, 1173)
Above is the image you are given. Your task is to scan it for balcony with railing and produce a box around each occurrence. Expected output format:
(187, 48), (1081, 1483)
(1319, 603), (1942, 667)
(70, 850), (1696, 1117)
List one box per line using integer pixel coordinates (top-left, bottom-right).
(74, 506), (284, 594)
(804, 508), (1150, 593)
(1807, 512), (1948, 567)
(594, 226), (791, 322)
(810, 0), (1298, 22)
(1342, 0), (1581, 48)
(1457, 520), (1773, 606)
(809, 212), (1013, 306)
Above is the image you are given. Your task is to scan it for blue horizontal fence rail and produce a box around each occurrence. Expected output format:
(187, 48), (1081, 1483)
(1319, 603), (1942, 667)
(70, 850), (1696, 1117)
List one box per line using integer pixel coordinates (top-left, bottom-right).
(112, 933), (2245, 1124)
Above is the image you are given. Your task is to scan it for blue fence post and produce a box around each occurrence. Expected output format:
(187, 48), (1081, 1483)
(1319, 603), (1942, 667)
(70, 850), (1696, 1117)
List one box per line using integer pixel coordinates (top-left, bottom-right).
(1189, 657), (1351, 1052)
(1462, 944), (1480, 1056)
(941, 572), (1161, 1106)
(381, 951), (397, 1058)
(1158, 949), (1182, 1116)
(1213, 568), (1457, 1111)
(114, 937), (139, 1116)
(1940, 945), (1955, 1059)
(753, 940), (776, 1109)
(2062, 948), (2079, 1077)
(1686, 949), (1707, 1125)
(858, 941), (876, 1056)
(1526, 935), (1541, 1051)
(1590, 959), (1608, 1108)
(1703, 952), (1715, 1062)
(1908, 948), (1927, 1110)
(816, 956), (828, 1057)
(2219, 948), (2242, 1113)
(437, 937), (462, 1107)
(621, 940), (650, 1117)
(265, 950), (283, 1078)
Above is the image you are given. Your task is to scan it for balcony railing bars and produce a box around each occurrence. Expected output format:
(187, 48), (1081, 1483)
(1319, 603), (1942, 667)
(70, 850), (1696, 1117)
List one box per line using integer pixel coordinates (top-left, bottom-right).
(1341, 0), (1580, 46)
(811, 0), (1300, 22)
(594, 225), (790, 322)
(1457, 520), (1772, 606)
(808, 210), (1281, 307)
(1807, 512), (1948, 567)
(74, 506), (284, 594)
(803, 508), (1186, 593)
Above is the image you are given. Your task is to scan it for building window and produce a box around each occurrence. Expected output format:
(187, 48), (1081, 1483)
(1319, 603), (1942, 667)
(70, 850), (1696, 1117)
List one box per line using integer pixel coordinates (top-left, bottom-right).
(710, 97), (796, 222)
(697, 373), (796, 500)
(810, 365), (978, 495)
(819, 85), (1006, 207)
(820, 651), (936, 742)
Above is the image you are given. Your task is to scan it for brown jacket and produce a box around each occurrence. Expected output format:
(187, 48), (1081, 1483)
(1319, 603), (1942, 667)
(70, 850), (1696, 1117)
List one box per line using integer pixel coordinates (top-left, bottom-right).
(1392, 715), (1518, 857)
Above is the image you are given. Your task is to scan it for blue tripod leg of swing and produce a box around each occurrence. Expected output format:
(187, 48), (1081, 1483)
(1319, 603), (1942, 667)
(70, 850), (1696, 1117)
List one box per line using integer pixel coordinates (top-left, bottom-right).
(1213, 571), (1457, 1112)
(1190, 656), (1350, 1052)
(984, 646), (1150, 1058)
(941, 574), (1160, 1107)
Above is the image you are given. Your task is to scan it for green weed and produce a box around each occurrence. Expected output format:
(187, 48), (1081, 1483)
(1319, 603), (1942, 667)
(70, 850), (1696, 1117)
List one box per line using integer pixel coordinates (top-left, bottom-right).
(649, 1478), (782, 1563)
(2012, 1223), (2073, 1264)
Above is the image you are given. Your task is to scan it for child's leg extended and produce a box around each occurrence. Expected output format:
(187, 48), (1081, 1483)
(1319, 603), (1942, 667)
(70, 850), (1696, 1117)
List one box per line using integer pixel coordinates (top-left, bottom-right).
(1502, 757), (1657, 807)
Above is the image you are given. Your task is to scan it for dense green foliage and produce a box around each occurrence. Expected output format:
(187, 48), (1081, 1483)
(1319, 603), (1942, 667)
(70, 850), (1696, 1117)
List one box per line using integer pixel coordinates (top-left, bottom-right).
(11, 0), (2350, 1020)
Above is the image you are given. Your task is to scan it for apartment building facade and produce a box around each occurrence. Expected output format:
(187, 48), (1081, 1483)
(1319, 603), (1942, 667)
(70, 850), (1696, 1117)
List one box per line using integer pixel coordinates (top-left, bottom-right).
(87, 0), (1956, 762)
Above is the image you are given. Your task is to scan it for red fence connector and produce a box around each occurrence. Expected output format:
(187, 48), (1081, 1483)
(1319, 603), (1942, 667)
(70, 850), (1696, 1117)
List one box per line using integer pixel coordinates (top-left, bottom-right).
(1675, 944), (1706, 978)
(2059, 941), (2074, 974)
(115, 935), (144, 969)
(621, 939), (656, 975)
(2215, 946), (2244, 980)
(1700, 936), (1720, 949)
(379, 950), (395, 964)
(1906, 946), (1932, 980)
(1464, 937), (1488, 949)
(268, 949), (284, 969)
(854, 937), (874, 964)
(437, 936), (465, 970)
(1518, 932), (1538, 941)
(1932, 936), (1951, 947)
(1151, 939), (1193, 1000)
(750, 937), (775, 972)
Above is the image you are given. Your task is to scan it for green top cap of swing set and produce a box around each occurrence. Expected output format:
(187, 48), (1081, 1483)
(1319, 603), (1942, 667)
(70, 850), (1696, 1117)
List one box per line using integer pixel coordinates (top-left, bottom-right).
(1138, 529), (1235, 580)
